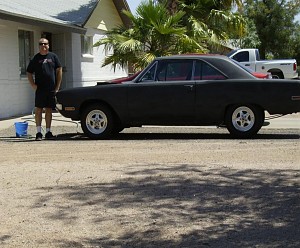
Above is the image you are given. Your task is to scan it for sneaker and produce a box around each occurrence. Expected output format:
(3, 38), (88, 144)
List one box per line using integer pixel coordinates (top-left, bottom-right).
(35, 132), (43, 141)
(45, 131), (55, 140)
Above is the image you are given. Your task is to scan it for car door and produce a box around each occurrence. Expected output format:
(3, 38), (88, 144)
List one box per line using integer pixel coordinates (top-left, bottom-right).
(127, 59), (196, 124)
(231, 50), (256, 71)
(194, 60), (228, 122)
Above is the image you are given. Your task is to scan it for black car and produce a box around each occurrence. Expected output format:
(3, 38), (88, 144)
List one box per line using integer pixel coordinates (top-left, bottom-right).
(56, 54), (300, 139)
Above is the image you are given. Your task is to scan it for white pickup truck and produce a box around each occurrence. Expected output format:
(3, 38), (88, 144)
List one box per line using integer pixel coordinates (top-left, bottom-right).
(227, 48), (298, 79)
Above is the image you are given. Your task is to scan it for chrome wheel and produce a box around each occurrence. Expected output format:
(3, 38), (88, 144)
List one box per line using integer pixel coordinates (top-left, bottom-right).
(81, 104), (114, 139)
(231, 106), (255, 132)
(86, 110), (107, 134)
(225, 104), (264, 138)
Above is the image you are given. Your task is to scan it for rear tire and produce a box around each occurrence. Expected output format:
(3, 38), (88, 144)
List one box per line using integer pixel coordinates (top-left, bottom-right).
(81, 104), (114, 139)
(225, 105), (264, 138)
(271, 71), (284, 79)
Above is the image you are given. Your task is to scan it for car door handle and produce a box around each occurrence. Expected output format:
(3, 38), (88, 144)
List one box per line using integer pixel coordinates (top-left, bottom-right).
(184, 85), (194, 91)
(245, 64), (250, 66)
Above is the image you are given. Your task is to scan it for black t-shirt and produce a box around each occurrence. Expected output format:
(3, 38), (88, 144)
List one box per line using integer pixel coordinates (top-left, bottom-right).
(27, 52), (62, 90)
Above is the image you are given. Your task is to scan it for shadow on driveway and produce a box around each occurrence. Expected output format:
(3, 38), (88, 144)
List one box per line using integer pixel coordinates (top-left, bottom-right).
(1, 127), (299, 142)
(30, 164), (300, 247)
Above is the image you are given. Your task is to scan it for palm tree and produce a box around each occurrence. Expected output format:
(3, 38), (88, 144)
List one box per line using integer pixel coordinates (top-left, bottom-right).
(95, 0), (245, 70)
(160, 0), (245, 51)
(94, 1), (207, 71)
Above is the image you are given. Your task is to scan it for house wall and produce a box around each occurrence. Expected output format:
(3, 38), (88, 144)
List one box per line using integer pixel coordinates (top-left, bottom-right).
(0, 20), (35, 119)
(70, 0), (128, 87)
(0, 0), (129, 119)
(0, 19), (73, 118)
(71, 30), (127, 88)
(86, 0), (124, 31)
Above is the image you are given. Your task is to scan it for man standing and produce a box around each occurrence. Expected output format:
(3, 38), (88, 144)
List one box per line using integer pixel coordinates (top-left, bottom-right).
(27, 38), (62, 141)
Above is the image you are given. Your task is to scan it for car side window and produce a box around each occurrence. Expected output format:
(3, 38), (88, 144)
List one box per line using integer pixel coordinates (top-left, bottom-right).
(232, 51), (249, 62)
(140, 63), (156, 82)
(157, 60), (193, 81)
(194, 61), (226, 80)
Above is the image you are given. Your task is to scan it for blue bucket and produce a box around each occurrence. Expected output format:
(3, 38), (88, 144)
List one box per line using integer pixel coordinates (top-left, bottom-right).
(14, 121), (28, 137)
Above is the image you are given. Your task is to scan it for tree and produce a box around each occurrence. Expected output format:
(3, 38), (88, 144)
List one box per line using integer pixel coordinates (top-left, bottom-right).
(244, 0), (300, 59)
(230, 18), (261, 49)
(290, 23), (300, 67)
(94, 1), (207, 71)
(95, 0), (247, 70)
(159, 0), (246, 51)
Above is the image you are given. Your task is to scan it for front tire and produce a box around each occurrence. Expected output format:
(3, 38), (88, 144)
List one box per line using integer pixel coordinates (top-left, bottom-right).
(81, 104), (114, 139)
(225, 105), (264, 138)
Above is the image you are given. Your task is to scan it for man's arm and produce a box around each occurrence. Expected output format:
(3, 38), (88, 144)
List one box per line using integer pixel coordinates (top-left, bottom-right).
(55, 67), (63, 92)
(27, 72), (37, 90)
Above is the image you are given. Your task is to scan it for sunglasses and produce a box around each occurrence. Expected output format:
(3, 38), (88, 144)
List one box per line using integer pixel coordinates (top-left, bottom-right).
(39, 42), (49, 46)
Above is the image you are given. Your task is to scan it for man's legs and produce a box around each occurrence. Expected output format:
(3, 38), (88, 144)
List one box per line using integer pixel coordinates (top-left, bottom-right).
(35, 107), (43, 129)
(35, 91), (55, 140)
(44, 107), (55, 139)
(35, 107), (43, 140)
(45, 107), (52, 130)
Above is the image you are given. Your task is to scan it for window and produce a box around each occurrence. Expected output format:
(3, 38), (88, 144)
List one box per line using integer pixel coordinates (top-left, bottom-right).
(140, 62), (157, 82)
(232, 51), (249, 62)
(18, 30), (33, 75)
(81, 35), (93, 55)
(157, 60), (193, 81)
(195, 61), (226, 80)
(140, 59), (226, 82)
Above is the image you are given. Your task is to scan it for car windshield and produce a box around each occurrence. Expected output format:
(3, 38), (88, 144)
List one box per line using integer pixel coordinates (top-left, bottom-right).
(226, 49), (239, 57)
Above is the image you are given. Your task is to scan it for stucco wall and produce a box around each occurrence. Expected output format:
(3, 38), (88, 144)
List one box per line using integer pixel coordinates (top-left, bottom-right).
(0, 20), (35, 119)
(0, 0), (128, 119)
(85, 0), (123, 31)
(71, 31), (127, 88)
(72, 0), (128, 87)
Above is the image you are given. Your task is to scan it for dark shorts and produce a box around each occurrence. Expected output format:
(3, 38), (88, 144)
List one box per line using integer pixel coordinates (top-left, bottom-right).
(35, 90), (56, 109)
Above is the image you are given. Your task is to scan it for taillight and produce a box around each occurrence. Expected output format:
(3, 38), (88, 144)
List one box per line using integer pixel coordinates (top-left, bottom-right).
(294, 62), (297, 71)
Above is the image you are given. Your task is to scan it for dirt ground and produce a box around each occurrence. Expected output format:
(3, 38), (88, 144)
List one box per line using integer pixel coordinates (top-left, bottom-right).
(0, 126), (299, 248)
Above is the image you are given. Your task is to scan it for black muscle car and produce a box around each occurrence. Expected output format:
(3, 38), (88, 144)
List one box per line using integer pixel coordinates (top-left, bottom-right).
(56, 54), (300, 139)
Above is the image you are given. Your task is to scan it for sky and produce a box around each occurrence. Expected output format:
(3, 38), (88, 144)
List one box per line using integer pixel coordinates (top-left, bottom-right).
(126, 0), (141, 14)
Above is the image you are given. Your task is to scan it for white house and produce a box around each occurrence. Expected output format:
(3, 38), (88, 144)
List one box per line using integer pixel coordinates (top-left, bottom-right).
(0, 0), (131, 119)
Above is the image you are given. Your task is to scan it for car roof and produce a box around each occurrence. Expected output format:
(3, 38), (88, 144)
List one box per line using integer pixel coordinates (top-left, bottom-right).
(157, 54), (226, 60)
(148, 54), (257, 80)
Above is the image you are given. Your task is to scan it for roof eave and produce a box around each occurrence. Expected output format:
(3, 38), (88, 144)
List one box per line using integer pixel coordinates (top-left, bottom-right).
(0, 10), (86, 34)
(112, 0), (132, 27)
